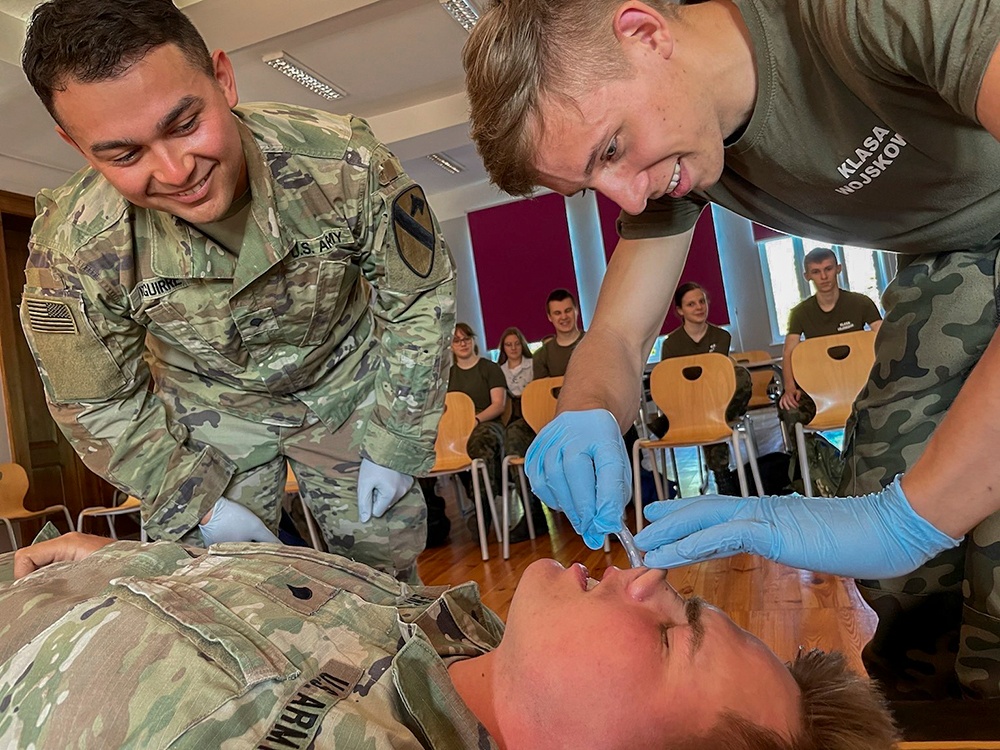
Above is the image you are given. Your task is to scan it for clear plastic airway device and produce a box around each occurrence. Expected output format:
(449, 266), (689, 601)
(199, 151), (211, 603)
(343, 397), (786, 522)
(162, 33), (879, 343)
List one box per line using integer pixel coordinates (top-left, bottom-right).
(615, 527), (644, 568)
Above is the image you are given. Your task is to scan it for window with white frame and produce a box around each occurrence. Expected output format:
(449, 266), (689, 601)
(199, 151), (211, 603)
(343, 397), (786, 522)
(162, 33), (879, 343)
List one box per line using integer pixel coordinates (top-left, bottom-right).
(757, 236), (895, 344)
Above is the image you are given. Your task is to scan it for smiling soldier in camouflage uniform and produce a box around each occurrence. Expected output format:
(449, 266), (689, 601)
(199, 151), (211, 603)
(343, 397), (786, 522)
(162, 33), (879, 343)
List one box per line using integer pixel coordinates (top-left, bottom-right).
(17, 0), (455, 581)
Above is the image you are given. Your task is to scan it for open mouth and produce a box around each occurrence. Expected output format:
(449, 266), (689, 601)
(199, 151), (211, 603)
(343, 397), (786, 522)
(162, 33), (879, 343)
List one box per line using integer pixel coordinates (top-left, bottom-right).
(666, 160), (681, 194)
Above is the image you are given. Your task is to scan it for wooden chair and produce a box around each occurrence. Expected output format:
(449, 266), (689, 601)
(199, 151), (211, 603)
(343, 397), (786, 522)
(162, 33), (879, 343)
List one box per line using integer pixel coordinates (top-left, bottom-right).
(499, 376), (563, 559)
(631, 354), (763, 532)
(790, 330), (875, 496)
(77, 493), (147, 541)
(0, 462), (73, 550)
(427, 391), (498, 560)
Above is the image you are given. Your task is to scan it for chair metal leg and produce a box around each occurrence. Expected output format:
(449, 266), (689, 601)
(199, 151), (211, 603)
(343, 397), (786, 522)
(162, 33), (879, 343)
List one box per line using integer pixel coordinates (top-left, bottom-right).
(1, 518), (16, 551)
(669, 449), (682, 498)
(59, 506), (73, 533)
(697, 447), (708, 495)
(502, 457), (512, 560)
(604, 536), (611, 553)
(632, 440), (647, 533)
(480, 464), (501, 545)
(795, 424), (813, 496)
(107, 515), (118, 540)
(730, 428), (750, 497)
(740, 425), (765, 496)
(517, 465), (536, 540)
(299, 495), (324, 550)
(470, 460), (490, 561)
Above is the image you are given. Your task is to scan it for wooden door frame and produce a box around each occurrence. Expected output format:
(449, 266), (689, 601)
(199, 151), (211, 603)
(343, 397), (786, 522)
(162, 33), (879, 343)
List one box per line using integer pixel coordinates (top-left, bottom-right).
(0, 189), (38, 471)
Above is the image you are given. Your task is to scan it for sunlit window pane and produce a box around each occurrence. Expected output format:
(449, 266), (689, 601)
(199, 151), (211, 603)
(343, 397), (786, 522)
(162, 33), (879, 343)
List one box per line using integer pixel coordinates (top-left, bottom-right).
(841, 244), (882, 310)
(763, 238), (800, 337)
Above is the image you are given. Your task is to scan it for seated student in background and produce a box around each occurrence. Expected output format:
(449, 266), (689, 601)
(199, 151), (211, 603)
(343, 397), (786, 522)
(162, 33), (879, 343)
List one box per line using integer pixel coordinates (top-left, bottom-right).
(3, 531), (898, 749)
(448, 323), (513, 537)
(651, 282), (752, 496)
(779, 248), (882, 494)
(533, 288), (585, 378)
(497, 326), (548, 536)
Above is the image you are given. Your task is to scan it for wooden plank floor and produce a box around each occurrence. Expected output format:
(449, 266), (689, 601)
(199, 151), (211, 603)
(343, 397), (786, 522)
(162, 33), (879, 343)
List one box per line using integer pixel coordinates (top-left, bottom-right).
(417, 499), (876, 674)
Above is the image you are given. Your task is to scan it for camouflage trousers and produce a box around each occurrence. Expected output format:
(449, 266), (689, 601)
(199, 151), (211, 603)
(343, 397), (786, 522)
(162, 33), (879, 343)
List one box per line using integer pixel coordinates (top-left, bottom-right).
(464, 419), (505, 506)
(839, 244), (1000, 699)
(164, 391), (426, 583)
(779, 392), (845, 498)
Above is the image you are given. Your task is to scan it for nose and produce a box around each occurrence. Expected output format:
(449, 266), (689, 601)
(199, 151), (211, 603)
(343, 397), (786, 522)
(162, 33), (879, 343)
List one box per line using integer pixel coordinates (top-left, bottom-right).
(150, 141), (195, 187)
(594, 170), (648, 215)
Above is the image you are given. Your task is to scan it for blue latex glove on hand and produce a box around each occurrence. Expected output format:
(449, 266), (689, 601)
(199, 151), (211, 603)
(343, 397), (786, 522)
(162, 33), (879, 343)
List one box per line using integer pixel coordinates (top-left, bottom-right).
(358, 458), (414, 523)
(633, 476), (962, 579)
(199, 497), (280, 546)
(525, 409), (630, 549)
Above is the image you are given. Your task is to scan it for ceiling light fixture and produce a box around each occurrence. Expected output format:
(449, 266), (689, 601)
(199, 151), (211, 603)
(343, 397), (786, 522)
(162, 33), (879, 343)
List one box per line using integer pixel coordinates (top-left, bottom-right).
(427, 153), (465, 175)
(439, 0), (479, 31)
(262, 52), (346, 100)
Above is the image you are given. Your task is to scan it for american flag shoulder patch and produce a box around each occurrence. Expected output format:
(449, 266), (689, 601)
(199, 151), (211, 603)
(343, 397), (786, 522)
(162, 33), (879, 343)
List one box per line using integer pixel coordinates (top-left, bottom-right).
(25, 298), (78, 335)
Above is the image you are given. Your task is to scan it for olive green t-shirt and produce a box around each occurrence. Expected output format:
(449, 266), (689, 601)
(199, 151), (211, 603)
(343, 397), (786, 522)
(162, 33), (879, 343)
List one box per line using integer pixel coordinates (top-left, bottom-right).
(618, 0), (1000, 255)
(533, 331), (585, 378)
(448, 358), (506, 416)
(661, 324), (732, 359)
(787, 290), (881, 338)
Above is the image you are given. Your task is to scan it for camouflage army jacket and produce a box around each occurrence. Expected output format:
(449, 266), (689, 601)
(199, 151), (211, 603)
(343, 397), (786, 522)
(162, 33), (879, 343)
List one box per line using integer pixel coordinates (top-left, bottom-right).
(0, 541), (502, 749)
(20, 104), (456, 537)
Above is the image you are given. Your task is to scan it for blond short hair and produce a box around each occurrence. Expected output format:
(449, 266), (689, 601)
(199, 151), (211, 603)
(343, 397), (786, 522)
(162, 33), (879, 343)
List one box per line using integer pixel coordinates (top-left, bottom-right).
(463, 0), (676, 196)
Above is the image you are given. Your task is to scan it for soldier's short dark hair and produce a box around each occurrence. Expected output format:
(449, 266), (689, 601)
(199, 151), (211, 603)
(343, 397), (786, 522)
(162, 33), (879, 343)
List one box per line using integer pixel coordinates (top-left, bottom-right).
(22, 0), (214, 122)
(803, 246), (838, 269)
(546, 288), (577, 311)
(677, 650), (897, 750)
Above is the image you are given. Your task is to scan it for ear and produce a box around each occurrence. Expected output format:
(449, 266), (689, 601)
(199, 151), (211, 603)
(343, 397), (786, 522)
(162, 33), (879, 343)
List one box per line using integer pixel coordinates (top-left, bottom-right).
(613, 1), (674, 58)
(211, 49), (240, 108)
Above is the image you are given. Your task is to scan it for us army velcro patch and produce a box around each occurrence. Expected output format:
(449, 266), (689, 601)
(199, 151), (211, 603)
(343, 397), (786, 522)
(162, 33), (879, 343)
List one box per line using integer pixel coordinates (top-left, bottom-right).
(25, 298), (78, 334)
(257, 662), (363, 750)
(393, 185), (435, 278)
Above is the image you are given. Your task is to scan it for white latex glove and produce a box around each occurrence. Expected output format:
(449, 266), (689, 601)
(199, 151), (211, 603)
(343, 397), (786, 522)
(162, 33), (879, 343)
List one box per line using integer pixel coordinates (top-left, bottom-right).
(199, 497), (280, 546)
(358, 458), (414, 522)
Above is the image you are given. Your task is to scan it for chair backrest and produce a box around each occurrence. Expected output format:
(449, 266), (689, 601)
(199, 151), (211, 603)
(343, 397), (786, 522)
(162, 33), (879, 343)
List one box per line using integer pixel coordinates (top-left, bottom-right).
(731, 349), (775, 409)
(432, 392), (476, 470)
(649, 353), (735, 444)
(791, 330), (876, 430)
(0, 463), (29, 515)
(520, 376), (563, 434)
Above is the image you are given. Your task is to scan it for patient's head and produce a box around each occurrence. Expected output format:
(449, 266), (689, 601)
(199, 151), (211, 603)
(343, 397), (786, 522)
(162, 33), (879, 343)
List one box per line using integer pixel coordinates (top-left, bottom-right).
(492, 561), (897, 750)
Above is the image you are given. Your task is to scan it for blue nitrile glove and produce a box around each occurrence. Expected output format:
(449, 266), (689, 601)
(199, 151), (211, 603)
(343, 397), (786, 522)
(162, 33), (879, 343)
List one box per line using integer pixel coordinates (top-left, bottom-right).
(358, 458), (414, 523)
(199, 497), (280, 546)
(525, 409), (630, 549)
(633, 476), (962, 579)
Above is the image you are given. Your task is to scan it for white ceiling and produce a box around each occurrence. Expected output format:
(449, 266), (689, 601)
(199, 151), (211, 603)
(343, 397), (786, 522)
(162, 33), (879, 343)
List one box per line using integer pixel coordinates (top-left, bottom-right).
(0, 0), (514, 221)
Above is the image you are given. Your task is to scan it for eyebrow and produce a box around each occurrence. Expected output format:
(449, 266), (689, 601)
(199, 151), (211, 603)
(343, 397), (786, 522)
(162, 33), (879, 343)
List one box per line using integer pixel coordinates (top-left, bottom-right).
(583, 137), (605, 178)
(89, 95), (202, 154)
(685, 597), (706, 657)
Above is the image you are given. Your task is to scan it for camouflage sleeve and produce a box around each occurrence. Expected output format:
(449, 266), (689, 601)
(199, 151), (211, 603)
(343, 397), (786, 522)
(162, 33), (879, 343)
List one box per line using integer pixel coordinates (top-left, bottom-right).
(20, 235), (236, 540)
(352, 119), (456, 475)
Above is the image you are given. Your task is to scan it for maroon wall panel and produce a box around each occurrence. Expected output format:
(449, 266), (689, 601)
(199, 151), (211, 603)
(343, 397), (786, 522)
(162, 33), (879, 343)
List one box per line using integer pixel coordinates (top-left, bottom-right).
(596, 195), (730, 332)
(468, 192), (577, 346)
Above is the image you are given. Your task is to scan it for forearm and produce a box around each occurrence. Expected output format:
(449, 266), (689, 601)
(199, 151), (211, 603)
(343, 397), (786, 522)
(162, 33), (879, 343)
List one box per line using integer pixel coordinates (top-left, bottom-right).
(556, 233), (692, 431)
(478, 389), (507, 423)
(781, 339), (798, 392)
(559, 329), (644, 432)
(902, 326), (1000, 536)
(48, 379), (236, 539)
